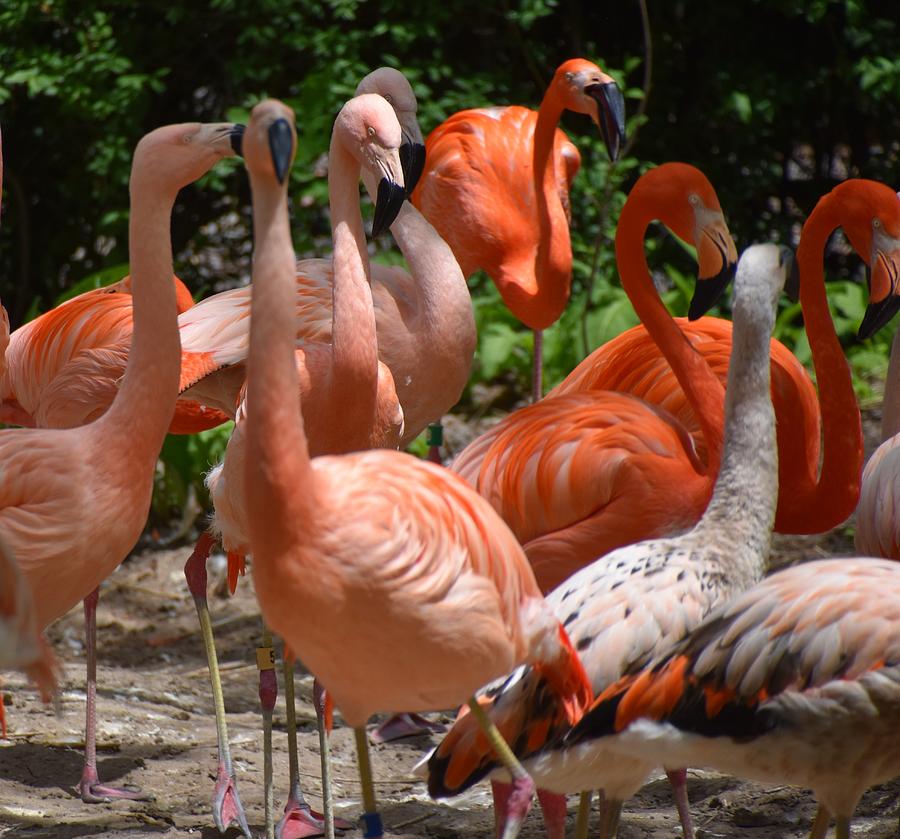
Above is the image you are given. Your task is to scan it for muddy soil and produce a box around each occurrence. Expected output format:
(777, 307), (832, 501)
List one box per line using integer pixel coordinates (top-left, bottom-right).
(1, 408), (899, 838)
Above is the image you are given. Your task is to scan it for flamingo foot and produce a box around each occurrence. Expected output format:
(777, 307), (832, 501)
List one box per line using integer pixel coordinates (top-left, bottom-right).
(78, 765), (154, 804)
(276, 798), (353, 837)
(501, 774), (536, 839)
(369, 712), (446, 744)
(212, 761), (252, 837)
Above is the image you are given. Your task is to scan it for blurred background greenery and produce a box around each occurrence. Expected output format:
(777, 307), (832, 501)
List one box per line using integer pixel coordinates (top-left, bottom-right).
(1, 0), (899, 525)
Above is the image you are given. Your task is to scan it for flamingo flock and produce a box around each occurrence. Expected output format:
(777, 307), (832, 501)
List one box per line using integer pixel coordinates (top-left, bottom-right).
(1, 54), (899, 839)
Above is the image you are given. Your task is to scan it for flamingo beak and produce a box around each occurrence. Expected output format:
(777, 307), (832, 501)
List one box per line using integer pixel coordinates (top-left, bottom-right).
(689, 219), (738, 320)
(372, 177), (406, 236)
(859, 247), (900, 339)
(399, 137), (426, 197)
(229, 124), (245, 157)
(267, 118), (294, 185)
(585, 81), (626, 163)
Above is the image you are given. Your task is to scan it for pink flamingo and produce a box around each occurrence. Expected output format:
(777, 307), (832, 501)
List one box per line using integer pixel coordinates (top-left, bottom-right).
(178, 69), (473, 448)
(0, 120), (241, 800)
(186, 87), (406, 837)
(412, 57), (626, 400)
(242, 95), (592, 839)
(572, 556), (900, 839)
(0, 274), (230, 433)
(426, 243), (787, 839)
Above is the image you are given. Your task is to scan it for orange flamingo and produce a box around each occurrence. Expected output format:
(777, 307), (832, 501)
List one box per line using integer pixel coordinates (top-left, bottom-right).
(0, 276), (230, 432)
(179, 69), (473, 447)
(242, 95), (592, 839)
(453, 163), (736, 592)
(0, 121), (241, 800)
(569, 556), (900, 839)
(552, 179), (900, 536)
(455, 173), (900, 592)
(185, 90), (406, 838)
(411, 57), (626, 400)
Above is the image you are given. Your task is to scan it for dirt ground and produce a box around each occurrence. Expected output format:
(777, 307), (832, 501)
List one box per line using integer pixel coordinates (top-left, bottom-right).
(1, 412), (899, 838)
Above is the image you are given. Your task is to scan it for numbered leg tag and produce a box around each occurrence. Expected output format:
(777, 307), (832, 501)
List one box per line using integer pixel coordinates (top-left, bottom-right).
(256, 646), (276, 671)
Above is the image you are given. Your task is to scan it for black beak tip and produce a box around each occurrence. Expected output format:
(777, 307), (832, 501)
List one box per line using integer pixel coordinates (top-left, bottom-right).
(267, 118), (294, 185)
(399, 141), (426, 197)
(688, 262), (736, 321)
(372, 177), (406, 236)
(859, 297), (900, 340)
(586, 81), (627, 163)
(230, 124), (245, 157)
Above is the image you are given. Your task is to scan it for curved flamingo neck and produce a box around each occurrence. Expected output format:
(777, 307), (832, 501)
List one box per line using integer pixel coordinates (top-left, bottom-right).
(532, 89), (571, 290)
(95, 168), (179, 462)
(790, 197), (863, 526)
(326, 140), (378, 434)
(615, 198), (726, 475)
(244, 165), (316, 531)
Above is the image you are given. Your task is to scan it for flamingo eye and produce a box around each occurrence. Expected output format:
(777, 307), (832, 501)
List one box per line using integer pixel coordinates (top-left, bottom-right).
(874, 218), (882, 230)
(688, 194), (700, 207)
(367, 126), (376, 139)
(383, 94), (393, 104)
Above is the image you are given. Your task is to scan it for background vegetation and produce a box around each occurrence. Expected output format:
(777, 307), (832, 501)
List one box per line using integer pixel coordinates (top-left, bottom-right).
(2, 0), (899, 521)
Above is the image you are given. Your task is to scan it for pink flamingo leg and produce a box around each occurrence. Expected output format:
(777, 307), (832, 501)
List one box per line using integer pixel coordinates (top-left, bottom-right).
(78, 587), (152, 803)
(490, 776), (535, 839)
(369, 712), (446, 744)
(536, 788), (567, 839)
(184, 533), (252, 837)
(492, 780), (513, 837)
(666, 767), (695, 839)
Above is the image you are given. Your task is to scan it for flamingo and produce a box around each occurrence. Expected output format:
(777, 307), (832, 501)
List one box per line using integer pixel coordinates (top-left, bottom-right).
(0, 120), (241, 801)
(855, 234), (900, 558)
(242, 95), (592, 839)
(454, 174), (900, 593)
(452, 163), (736, 592)
(570, 556), (900, 839)
(0, 276), (231, 433)
(426, 243), (787, 839)
(184, 88), (407, 838)
(411, 57), (626, 400)
(551, 178), (900, 536)
(178, 68), (474, 448)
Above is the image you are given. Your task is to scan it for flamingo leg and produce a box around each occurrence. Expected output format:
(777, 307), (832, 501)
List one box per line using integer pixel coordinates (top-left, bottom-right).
(598, 796), (623, 839)
(574, 790), (593, 839)
(666, 767), (695, 838)
(184, 532), (252, 838)
(259, 627), (278, 839)
(834, 816), (851, 839)
(491, 780), (513, 838)
(532, 329), (543, 403)
(78, 587), (152, 803)
(465, 698), (535, 839)
(354, 726), (383, 839)
(808, 806), (830, 839)
(275, 658), (330, 839)
(536, 788), (567, 839)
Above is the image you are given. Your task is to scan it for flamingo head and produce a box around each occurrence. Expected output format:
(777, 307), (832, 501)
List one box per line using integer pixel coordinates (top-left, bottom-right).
(828, 181), (900, 339)
(131, 121), (244, 193)
(356, 67), (425, 196)
(634, 163), (738, 319)
(553, 58), (626, 163)
(244, 99), (296, 188)
(335, 93), (406, 236)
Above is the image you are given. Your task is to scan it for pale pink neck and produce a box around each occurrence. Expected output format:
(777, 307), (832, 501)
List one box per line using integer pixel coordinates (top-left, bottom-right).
(790, 197), (863, 522)
(93, 172), (180, 464)
(616, 201), (726, 474)
(326, 140), (378, 430)
(881, 330), (900, 440)
(244, 166), (315, 522)
(532, 89), (570, 286)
